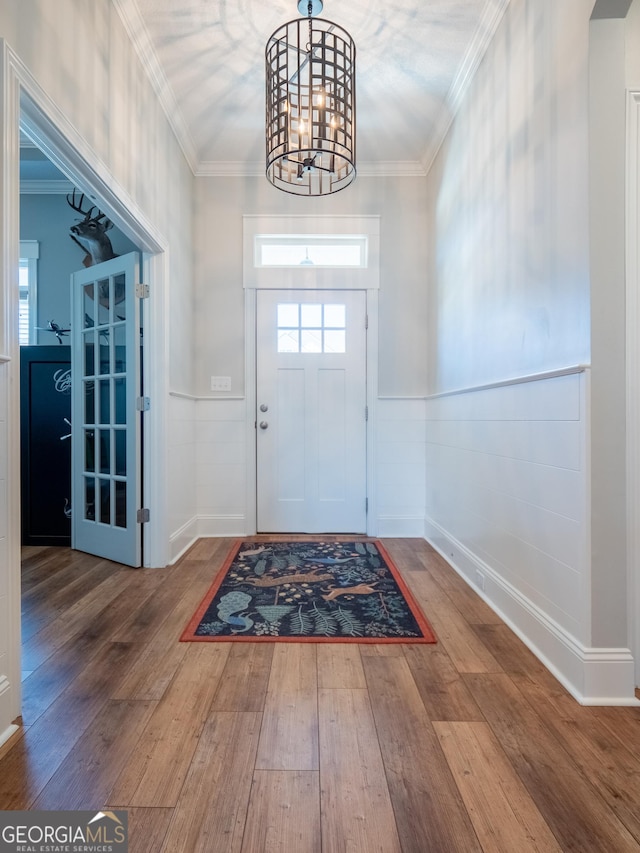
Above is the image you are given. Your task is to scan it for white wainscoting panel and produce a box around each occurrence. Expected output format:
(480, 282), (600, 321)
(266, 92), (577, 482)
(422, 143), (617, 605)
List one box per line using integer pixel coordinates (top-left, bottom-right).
(425, 369), (637, 704)
(195, 398), (248, 538)
(168, 393), (198, 563)
(376, 398), (427, 536)
(425, 372), (588, 636)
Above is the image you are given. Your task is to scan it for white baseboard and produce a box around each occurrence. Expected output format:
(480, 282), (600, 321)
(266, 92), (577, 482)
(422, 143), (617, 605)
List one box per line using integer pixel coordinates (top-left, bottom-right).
(377, 515), (426, 537)
(169, 515), (250, 563)
(168, 517), (200, 565)
(197, 514), (247, 538)
(424, 515), (639, 706)
(0, 723), (19, 750)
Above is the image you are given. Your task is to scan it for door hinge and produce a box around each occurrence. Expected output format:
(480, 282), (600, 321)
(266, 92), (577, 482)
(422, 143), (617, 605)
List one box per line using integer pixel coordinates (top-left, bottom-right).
(136, 396), (151, 411)
(365, 405), (369, 421)
(366, 497), (369, 513)
(137, 508), (150, 523)
(365, 313), (369, 330)
(136, 283), (150, 299)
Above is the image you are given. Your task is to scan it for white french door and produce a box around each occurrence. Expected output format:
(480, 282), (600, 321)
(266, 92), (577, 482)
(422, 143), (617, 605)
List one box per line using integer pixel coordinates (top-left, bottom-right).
(256, 289), (367, 533)
(71, 252), (142, 567)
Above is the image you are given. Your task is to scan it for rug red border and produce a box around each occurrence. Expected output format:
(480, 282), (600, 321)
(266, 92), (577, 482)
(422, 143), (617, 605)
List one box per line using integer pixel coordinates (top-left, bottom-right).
(180, 539), (437, 644)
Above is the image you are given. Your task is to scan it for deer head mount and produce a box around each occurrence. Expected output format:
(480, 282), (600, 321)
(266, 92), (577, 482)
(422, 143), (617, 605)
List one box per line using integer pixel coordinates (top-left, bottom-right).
(67, 189), (118, 268)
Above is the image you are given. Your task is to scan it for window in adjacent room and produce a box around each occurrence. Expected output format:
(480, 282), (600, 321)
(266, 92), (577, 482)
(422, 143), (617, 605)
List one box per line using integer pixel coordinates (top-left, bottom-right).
(19, 240), (39, 345)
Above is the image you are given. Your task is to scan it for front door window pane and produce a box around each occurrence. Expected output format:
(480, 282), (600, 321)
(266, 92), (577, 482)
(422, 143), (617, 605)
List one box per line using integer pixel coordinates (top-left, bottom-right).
(301, 304), (322, 326)
(277, 302), (347, 354)
(324, 304), (346, 327)
(278, 304), (299, 326)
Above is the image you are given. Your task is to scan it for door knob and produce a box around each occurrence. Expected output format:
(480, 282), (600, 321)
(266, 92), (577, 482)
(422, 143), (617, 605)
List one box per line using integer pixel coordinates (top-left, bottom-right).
(260, 403), (269, 412)
(259, 421), (269, 430)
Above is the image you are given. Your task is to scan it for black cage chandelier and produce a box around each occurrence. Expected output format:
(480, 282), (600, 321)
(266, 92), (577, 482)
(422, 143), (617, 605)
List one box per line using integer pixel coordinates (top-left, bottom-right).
(265, 0), (356, 196)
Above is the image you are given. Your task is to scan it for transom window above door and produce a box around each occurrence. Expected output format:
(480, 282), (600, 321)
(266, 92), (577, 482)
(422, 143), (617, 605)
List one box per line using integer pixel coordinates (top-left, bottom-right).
(256, 235), (367, 268)
(243, 215), (380, 290)
(277, 302), (346, 353)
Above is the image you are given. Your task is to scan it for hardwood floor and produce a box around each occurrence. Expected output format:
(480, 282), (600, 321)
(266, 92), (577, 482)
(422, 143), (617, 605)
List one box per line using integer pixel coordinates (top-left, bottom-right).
(2, 537), (640, 852)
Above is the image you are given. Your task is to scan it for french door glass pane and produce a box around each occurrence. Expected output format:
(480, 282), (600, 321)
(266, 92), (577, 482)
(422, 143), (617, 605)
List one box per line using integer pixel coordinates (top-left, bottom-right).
(115, 481), (127, 529)
(115, 378), (126, 424)
(99, 479), (111, 524)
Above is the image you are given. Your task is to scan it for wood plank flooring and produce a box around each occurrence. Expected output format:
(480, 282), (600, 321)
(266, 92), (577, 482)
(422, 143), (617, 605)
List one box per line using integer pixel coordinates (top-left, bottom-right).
(2, 537), (640, 852)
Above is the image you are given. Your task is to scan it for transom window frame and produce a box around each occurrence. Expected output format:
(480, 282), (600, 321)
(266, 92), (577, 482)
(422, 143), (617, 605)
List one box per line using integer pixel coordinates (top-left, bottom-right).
(243, 215), (380, 291)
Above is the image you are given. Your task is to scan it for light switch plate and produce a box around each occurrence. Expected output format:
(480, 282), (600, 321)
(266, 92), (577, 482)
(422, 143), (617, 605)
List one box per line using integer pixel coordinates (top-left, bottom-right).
(211, 376), (232, 392)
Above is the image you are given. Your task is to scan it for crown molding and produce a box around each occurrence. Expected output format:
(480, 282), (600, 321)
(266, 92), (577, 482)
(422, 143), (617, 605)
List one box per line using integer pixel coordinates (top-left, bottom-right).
(195, 159), (427, 178)
(448, 0), (511, 114)
(195, 161), (265, 178)
(421, 0), (511, 175)
(357, 161), (427, 178)
(112, 0), (199, 174)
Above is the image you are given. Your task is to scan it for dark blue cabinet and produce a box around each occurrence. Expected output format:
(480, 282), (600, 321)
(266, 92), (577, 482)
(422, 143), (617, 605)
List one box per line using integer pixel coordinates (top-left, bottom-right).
(20, 346), (72, 545)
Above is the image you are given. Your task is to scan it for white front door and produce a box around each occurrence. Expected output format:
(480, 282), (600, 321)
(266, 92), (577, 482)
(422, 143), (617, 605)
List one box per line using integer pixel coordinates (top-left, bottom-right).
(256, 289), (367, 533)
(71, 252), (143, 567)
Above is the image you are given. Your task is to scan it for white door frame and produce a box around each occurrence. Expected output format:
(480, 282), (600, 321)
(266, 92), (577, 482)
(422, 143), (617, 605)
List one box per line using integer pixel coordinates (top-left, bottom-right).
(242, 214), (381, 538)
(15, 58), (169, 570)
(626, 89), (640, 686)
(0, 38), (23, 742)
(0, 39), (170, 739)
(245, 286), (378, 537)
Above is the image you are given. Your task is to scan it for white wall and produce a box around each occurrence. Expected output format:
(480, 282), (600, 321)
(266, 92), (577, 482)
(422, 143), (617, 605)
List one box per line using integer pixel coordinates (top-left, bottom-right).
(427, 0), (591, 393)
(377, 398), (427, 537)
(185, 174), (432, 544)
(424, 372), (597, 690)
(0, 0), (195, 738)
(423, 0), (637, 702)
(168, 393), (198, 561)
(588, 17), (628, 649)
(193, 175), (429, 399)
(624, 0), (640, 683)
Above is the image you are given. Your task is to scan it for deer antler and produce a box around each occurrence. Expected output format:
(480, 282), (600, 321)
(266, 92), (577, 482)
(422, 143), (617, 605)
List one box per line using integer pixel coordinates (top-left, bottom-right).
(67, 188), (95, 220)
(67, 189), (113, 231)
(67, 188), (117, 270)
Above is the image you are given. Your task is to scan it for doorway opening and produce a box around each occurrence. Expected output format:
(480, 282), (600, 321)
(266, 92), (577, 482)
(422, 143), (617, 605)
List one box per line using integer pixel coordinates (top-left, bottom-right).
(15, 87), (169, 569)
(242, 214), (380, 537)
(19, 133), (144, 560)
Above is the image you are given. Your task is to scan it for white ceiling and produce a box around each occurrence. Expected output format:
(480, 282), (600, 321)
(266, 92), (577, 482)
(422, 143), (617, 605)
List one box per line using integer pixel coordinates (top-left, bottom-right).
(115, 0), (510, 177)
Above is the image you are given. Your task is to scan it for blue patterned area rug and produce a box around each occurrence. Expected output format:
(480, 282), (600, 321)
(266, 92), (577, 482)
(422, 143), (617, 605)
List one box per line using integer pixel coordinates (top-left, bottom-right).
(181, 540), (436, 643)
